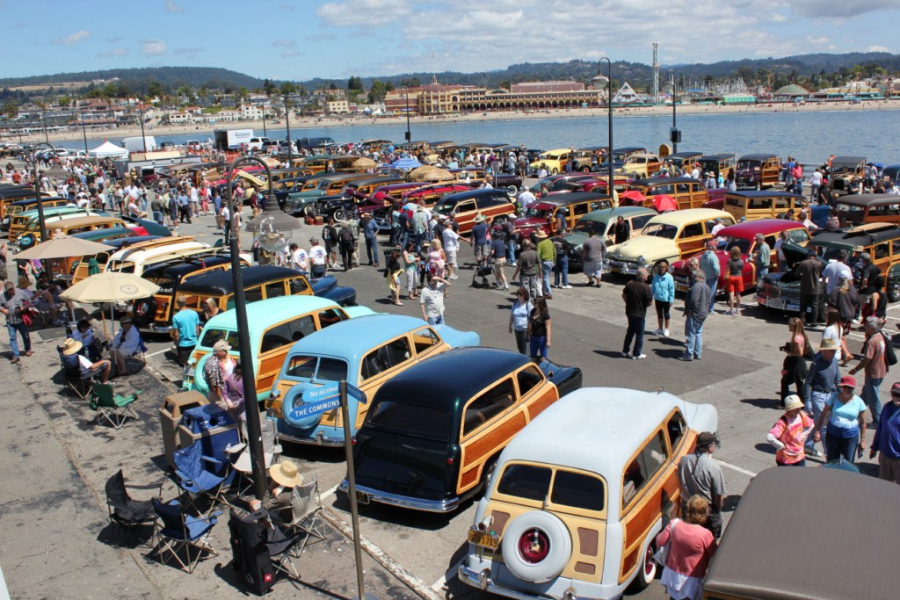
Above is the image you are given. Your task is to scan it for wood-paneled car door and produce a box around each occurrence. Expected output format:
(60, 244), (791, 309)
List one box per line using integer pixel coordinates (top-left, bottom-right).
(458, 378), (523, 495)
(516, 364), (556, 420)
(410, 326), (447, 361)
(356, 336), (414, 427)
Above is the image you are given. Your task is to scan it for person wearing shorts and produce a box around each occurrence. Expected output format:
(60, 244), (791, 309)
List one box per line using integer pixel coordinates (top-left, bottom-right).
(581, 229), (607, 288)
(725, 246), (745, 315)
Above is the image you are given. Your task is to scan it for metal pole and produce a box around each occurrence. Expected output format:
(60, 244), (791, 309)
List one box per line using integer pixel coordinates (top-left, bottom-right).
(139, 107), (147, 153)
(262, 110), (267, 137)
(404, 87), (411, 142)
(42, 113), (49, 144)
(227, 154), (275, 501)
(340, 380), (366, 600)
(672, 74), (678, 153)
(600, 58), (613, 203)
(284, 95), (292, 163)
(80, 113), (89, 154)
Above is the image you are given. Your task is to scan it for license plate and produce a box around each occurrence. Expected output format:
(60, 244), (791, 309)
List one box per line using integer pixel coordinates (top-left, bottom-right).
(676, 283), (688, 292)
(355, 490), (370, 504)
(468, 529), (499, 550)
(767, 298), (784, 310)
(611, 266), (621, 274)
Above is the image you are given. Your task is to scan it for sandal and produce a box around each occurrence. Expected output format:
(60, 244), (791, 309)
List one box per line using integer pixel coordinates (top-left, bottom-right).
(393, 302), (404, 306)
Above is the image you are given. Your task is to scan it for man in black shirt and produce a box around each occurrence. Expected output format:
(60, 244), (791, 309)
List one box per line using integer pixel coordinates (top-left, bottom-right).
(621, 267), (653, 359)
(613, 216), (631, 245)
(797, 247), (823, 326)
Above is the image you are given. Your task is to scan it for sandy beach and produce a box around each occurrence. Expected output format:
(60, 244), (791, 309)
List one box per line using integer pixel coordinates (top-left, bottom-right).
(17, 98), (900, 145)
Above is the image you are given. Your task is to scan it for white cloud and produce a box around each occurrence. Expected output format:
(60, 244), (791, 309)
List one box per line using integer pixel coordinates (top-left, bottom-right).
(165, 0), (184, 13)
(317, 0), (413, 27)
(174, 47), (202, 58)
(807, 35), (829, 44)
(98, 47), (128, 57)
(273, 39), (295, 48)
(769, 12), (788, 22)
(788, 0), (899, 18)
(53, 29), (91, 46)
(141, 40), (168, 55)
(281, 49), (301, 57)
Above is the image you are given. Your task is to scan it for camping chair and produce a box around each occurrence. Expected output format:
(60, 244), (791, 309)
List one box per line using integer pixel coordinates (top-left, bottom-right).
(174, 440), (235, 514)
(279, 474), (325, 557)
(226, 419), (282, 497)
(89, 382), (139, 429)
(104, 469), (161, 548)
(57, 346), (94, 400)
(151, 497), (222, 574)
(229, 509), (302, 594)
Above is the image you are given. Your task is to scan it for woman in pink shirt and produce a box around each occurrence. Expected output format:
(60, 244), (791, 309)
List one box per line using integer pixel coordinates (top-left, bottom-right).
(767, 394), (815, 466)
(655, 495), (717, 600)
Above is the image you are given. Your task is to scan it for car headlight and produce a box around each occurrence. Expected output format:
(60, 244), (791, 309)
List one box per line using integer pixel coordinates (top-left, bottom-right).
(638, 255), (647, 265)
(668, 264), (675, 273)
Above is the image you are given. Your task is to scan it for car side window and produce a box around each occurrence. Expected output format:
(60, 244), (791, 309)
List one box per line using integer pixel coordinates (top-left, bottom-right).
(289, 277), (310, 294)
(516, 365), (543, 397)
(260, 322), (293, 354)
(667, 411), (687, 451)
(456, 200), (476, 214)
(623, 430), (670, 506)
(892, 239), (900, 256)
(317, 308), (347, 329)
(411, 327), (440, 354)
(265, 282), (286, 299)
(874, 242), (890, 261)
(288, 314), (316, 342)
(361, 337), (411, 381)
(243, 286), (263, 304)
(463, 378), (516, 436)
(787, 229), (810, 244)
(681, 222), (703, 239)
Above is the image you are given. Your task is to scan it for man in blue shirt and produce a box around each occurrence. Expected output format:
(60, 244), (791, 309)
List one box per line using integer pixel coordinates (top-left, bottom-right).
(171, 295), (200, 375)
(362, 213), (380, 268)
(870, 381), (900, 484)
(471, 214), (490, 267)
(804, 337), (842, 457)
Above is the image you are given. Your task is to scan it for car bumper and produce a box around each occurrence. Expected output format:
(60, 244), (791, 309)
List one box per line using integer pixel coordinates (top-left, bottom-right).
(604, 259), (640, 275)
(458, 563), (618, 600)
(276, 428), (345, 447)
(755, 292), (799, 312)
(337, 481), (459, 513)
(148, 322), (172, 333)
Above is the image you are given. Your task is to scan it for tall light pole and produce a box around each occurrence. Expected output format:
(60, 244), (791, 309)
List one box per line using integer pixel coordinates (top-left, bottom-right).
(402, 86), (411, 142)
(283, 94), (292, 163)
(79, 111), (89, 154)
(31, 142), (53, 275)
(138, 105), (148, 153)
(225, 155), (300, 500)
(593, 58), (614, 202)
(670, 72), (680, 153)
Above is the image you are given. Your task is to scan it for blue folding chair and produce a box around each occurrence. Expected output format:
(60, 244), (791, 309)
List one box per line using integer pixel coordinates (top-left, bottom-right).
(151, 498), (222, 573)
(173, 440), (234, 515)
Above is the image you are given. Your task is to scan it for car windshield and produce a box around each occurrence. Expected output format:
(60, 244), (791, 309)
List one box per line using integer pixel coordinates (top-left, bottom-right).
(105, 260), (136, 273)
(199, 328), (241, 351)
(434, 200), (456, 215)
(738, 161), (760, 172)
(525, 206), (551, 218)
(284, 355), (349, 382)
(641, 223), (678, 239)
(723, 237), (751, 255)
(365, 400), (450, 442)
(573, 220), (605, 235)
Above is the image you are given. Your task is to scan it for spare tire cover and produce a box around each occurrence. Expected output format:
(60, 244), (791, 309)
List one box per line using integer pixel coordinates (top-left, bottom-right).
(501, 511), (572, 584)
(281, 384), (324, 430)
(192, 353), (211, 394)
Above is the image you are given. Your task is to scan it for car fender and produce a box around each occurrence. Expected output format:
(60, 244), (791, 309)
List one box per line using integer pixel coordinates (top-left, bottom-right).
(432, 325), (480, 348)
(320, 285), (357, 306)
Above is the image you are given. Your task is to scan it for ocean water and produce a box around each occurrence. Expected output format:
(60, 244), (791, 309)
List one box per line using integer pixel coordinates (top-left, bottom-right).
(54, 107), (900, 167)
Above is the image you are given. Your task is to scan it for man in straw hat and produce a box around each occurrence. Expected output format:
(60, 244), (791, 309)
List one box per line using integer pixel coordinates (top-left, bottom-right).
(61, 337), (111, 383)
(110, 316), (141, 377)
(802, 336), (842, 458)
(249, 460), (303, 522)
(767, 394), (815, 466)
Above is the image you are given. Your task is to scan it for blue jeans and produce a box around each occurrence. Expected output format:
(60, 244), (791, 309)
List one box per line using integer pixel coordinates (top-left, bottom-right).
(7, 322), (30, 358)
(684, 315), (704, 359)
(529, 335), (547, 359)
(365, 236), (379, 266)
(541, 260), (554, 296)
(152, 210), (163, 225)
(426, 315), (444, 326)
(805, 390), (831, 454)
(862, 377), (884, 424)
(707, 279), (718, 313)
(554, 255), (569, 286)
(623, 316), (645, 356)
(507, 239), (517, 265)
(756, 266), (768, 290)
(825, 430), (859, 463)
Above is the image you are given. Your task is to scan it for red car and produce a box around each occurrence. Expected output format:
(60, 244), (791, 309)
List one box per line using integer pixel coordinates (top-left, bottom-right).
(670, 219), (810, 293)
(513, 192), (612, 241)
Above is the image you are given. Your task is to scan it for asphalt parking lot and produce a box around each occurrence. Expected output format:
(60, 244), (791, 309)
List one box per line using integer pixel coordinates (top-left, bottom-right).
(3, 191), (893, 600)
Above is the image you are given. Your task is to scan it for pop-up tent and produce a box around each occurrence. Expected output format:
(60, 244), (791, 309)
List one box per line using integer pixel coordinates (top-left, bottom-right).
(89, 140), (129, 159)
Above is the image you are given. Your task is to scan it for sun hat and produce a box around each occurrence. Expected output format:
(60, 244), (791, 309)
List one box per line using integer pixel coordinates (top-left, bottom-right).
(696, 431), (717, 450)
(270, 460), (303, 488)
(784, 394), (804, 412)
(535, 230), (548, 239)
(61, 338), (83, 356)
(819, 338), (839, 352)
(212, 339), (231, 353)
(839, 374), (857, 389)
(474, 214), (486, 223)
(3, 280), (13, 289)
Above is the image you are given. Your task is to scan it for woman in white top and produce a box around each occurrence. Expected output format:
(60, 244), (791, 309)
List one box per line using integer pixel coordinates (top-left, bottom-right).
(822, 308), (851, 366)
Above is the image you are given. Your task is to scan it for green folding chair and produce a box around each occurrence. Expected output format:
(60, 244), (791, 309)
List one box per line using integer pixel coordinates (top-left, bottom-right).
(89, 383), (140, 429)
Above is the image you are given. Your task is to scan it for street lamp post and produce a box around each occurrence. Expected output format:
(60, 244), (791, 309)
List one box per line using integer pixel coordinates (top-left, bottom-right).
(138, 105), (148, 153)
(225, 155), (300, 500)
(283, 95), (292, 163)
(670, 72), (680, 153)
(79, 112), (89, 154)
(593, 58), (614, 202)
(30, 142), (53, 244)
(403, 86), (411, 142)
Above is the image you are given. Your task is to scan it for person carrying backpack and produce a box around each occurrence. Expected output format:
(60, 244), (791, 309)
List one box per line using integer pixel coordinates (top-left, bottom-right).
(338, 222), (355, 272)
(322, 218), (338, 270)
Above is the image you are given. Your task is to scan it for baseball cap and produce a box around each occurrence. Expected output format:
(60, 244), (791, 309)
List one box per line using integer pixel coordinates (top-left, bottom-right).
(839, 375), (857, 388)
(891, 382), (900, 395)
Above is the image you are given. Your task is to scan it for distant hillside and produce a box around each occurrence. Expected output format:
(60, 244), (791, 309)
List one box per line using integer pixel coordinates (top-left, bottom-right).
(0, 67), (263, 93)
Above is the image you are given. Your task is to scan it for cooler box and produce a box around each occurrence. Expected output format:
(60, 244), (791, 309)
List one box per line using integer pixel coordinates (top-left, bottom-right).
(160, 390), (208, 469)
(177, 404), (240, 463)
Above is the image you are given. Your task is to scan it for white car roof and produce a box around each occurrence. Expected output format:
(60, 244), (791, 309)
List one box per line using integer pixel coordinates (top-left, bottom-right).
(647, 208), (732, 227)
(498, 387), (714, 478)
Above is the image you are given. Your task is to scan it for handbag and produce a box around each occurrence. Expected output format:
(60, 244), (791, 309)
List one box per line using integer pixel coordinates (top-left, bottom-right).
(653, 518), (679, 566)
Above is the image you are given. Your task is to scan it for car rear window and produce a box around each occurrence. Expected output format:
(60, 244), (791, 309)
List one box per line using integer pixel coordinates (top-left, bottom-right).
(497, 464), (552, 501)
(551, 470), (605, 512)
(285, 355), (348, 382)
(199, 328), (240, 351)
(366, 400), (450, 441)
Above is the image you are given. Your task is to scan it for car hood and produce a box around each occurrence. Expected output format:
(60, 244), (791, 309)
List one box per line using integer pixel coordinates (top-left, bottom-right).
(514, 216), (548, 229)
(433, 324), (480, 348)
(608, 236), (675, 260)
(561, 231), (588, 250)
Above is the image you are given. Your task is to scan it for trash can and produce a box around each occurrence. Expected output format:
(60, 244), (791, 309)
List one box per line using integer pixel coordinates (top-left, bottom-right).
(177, 404), (240, 464)
(160, 390), (208, 469)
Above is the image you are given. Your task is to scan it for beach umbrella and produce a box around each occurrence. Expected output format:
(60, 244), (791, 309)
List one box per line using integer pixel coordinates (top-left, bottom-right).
(390, 157), (423, 171)
(353, 157), (377, 170)
(408, 166), (453, 182)
(61, 272), (160, 342)
(619, 190), (646, 205)
(12, 236), (113, 261)
(652, 194), (678, 212)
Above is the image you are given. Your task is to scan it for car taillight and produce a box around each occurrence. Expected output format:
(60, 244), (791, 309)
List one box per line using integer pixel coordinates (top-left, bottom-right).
(351, 437), (357, 446)
(446, 457), (454, 465)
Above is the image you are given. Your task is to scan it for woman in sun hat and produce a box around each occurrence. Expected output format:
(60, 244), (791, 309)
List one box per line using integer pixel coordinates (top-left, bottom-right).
(813, 374), (869, 464)
(249, 459), (304, 521)
(204, 338), (235, 408)
(767, 394), (815, 466)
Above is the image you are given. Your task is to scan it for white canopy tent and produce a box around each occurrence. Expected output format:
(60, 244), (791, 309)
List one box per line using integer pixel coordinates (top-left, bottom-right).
(89, 140), (129, 159)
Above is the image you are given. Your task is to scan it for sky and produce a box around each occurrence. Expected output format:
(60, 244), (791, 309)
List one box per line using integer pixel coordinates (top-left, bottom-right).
(2, 0), (899, 83)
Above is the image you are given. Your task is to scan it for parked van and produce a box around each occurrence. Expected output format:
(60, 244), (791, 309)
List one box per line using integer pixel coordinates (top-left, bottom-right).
(736, 154), (781, 189)
(833, 193), (900, 227)
(1, 197), (69, 231)
(724, 190), (807, 222)
(623, 176), (711, 211)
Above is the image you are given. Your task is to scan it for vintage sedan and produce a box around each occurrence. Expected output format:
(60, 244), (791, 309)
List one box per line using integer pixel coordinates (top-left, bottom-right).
(343, 348), (582, 513)
(606, 208), (734, 276)
(514, 192), (612, 241)
(557, 207), (656, 271)
(671, 219), (810, 293)
(433, 188), (516, 233)
(458, 387), (718, 600)
(184, 296), (375, 401)
(828, 156), (867, 196)
(735, 153), (781, 190)
(266, 314), (480, 447)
